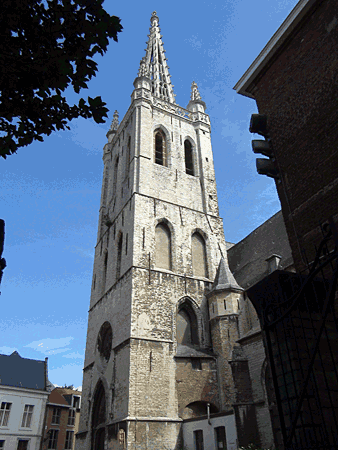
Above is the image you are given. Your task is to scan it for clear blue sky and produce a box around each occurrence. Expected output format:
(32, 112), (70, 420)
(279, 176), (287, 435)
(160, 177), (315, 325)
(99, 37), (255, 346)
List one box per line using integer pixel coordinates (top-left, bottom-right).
(1, 0), (298, 389)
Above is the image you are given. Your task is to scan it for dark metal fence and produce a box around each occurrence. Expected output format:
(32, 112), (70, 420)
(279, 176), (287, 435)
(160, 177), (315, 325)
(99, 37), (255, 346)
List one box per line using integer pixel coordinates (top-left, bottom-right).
(248, 218), (338, 450)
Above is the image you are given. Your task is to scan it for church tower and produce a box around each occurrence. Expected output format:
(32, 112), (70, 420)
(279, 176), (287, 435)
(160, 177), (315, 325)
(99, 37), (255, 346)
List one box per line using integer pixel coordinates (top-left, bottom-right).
(76, 11), (240, 450)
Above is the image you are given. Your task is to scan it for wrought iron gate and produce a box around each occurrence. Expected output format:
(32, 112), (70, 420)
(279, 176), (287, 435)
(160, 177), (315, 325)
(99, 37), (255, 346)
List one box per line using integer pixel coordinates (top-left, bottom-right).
(248, 218), (338, 450)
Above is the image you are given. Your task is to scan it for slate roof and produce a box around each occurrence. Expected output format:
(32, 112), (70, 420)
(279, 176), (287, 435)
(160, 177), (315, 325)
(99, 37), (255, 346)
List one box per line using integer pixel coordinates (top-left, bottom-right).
(175, 344), (216, 358)
(0, 351), (46, 390)
(211, 257), (243, 293)
(227, 210), (293, 290)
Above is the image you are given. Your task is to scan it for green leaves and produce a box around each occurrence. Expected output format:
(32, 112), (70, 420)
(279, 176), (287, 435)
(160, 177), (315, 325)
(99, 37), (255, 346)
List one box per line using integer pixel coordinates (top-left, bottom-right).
(0, 0), (123, 158)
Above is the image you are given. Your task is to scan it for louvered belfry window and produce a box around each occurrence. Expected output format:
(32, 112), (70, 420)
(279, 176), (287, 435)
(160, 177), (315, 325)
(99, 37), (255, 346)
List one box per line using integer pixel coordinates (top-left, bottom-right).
(154, 130), (167, 166)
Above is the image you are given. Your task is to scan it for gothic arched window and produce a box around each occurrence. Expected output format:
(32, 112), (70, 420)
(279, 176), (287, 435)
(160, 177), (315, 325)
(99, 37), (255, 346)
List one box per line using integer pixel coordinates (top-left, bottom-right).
(126, 136), (131, 176)
(184, 140), (194, 175)
(154, 129), (167, 166)
(192, 232), (208, 278)
(116, 233), (123, 279)
(155, 223), (171, 270)
(97, 322), (113, 362)
(112, 157), (119, 198)
(177, 304), (199, 346)
(102, 251), (108, 294)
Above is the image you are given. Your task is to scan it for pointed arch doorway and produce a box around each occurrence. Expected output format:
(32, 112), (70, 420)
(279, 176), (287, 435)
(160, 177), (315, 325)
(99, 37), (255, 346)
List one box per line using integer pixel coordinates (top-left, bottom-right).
(92, 380), (106, 450)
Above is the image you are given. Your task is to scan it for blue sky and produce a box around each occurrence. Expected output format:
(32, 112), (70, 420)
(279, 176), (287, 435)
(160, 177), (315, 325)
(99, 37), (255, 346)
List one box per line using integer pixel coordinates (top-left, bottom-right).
(1, 0), (298, 389)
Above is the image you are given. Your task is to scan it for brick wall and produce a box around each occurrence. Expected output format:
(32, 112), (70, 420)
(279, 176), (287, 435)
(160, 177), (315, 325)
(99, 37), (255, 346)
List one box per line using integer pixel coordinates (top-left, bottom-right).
(252, 0), (338, 270)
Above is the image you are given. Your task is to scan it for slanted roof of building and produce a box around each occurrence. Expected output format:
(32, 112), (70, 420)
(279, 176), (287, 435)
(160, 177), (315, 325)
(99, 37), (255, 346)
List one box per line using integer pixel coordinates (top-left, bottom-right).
(48, 388), (70, 406)
(233, 0), (317, 98)
(48, 387), (81, 406)
(227, 210), (293, 290)
(0, 351), (46, 390)
(211, 257), (243, 293)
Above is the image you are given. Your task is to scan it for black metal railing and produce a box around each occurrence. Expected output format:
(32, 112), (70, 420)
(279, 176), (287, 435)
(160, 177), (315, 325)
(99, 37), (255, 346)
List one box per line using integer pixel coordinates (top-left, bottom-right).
(252, 218), (338, 450)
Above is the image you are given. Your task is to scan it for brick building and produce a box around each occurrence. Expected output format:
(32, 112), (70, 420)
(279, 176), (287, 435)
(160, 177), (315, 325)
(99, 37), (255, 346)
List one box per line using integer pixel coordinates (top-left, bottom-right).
(235, 0), (338, 448)
(43, 387), (81, 450)
(76, 11), (294, 450)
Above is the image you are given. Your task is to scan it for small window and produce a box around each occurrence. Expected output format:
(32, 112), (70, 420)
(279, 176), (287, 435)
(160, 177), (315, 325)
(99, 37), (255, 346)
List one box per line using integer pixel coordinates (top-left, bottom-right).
(184, 140), (194, 175)
(65, 431), (74, 449)
(191, 358), (202, 370)
(17, 441), (29, 450)
(21, 405), (34, 428)
(0, 441), (4, 450)
(0, 402), (12, 427)
(73, 396), (80, 409)
(51, 407), (61, 425)
(194, 429), (204, 450)
(68, 408), (76, 426)
(215, 426), (227, 449)
(154, 130), (167, 166)
(192, 232), (208, 278)
(224, 300), (227, 310)
(155, 223), (171, 270)
(48, 429), (59, 449)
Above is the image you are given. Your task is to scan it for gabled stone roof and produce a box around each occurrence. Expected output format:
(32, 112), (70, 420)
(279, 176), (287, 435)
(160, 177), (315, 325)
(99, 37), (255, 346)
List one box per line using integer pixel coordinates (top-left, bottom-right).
(0, 351), (46, 390)
(211, 257), (243, 293)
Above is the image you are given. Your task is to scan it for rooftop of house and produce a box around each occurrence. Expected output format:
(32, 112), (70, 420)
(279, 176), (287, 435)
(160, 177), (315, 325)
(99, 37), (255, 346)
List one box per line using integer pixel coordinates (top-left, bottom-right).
(48, 387), (82, 407)
(0, 350), (46, 390)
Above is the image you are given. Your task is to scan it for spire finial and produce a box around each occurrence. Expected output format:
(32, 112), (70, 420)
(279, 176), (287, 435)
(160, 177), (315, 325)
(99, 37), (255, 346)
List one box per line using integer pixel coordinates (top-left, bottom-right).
(110, 110), (119, 132)
(191, 81), (202, 101)
(134, 11), (175, 103)
(150, 11), (159, 25)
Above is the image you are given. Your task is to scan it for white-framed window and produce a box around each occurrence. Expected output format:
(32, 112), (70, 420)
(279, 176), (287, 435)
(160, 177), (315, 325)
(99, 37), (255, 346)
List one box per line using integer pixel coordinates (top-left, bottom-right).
(21, 405), (34, 428)
(65, 431), (74, 449)
(68, 408), (75, 426)
(72, 395), (80, 409)
(48, 429), (58, 449)
(51, 407), (61, 425)
(0, 402), (12, 427)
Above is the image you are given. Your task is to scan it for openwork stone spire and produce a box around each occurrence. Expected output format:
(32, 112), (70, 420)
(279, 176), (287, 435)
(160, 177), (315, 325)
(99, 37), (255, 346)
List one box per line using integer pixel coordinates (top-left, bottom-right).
(110, 110), (119, 132)
(140, 11), (176, 103)
(190, 81), (202, 101)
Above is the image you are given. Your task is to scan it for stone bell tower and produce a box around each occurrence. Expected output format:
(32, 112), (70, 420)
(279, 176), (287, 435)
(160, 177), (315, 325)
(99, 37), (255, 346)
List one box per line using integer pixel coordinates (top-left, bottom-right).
(76, 11), (240, 450)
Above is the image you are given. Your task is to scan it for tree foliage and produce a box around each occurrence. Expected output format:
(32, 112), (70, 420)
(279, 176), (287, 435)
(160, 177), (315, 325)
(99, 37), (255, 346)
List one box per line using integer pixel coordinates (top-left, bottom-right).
(0, 0), (123, 158)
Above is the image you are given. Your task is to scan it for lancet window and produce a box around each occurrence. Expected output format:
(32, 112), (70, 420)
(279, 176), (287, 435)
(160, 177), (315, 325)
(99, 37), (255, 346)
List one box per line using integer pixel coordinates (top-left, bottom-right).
(192, 232), (208, 278)
(112, 157), (119, 198)
(177, 303), (199, 346)
(184, 140), (194, 175)
(154, 129), (167, 166)
(116, 233), (123, 279)
(155, 223), (171, 270)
